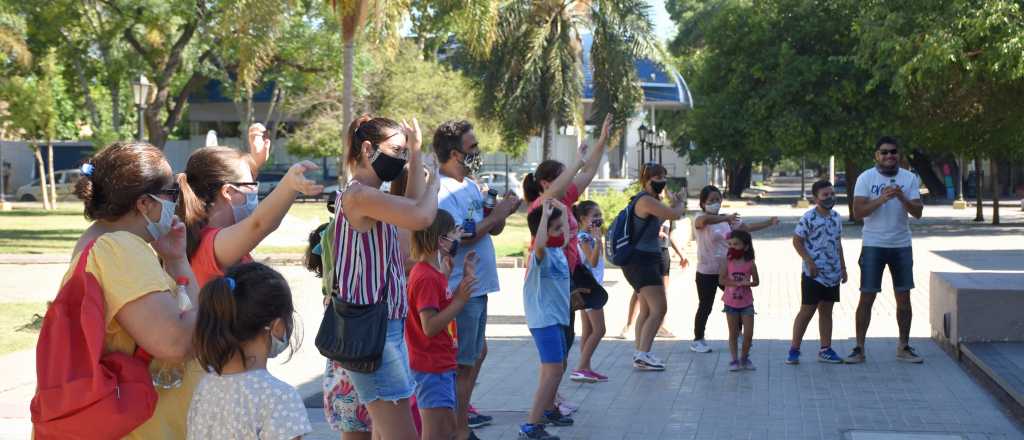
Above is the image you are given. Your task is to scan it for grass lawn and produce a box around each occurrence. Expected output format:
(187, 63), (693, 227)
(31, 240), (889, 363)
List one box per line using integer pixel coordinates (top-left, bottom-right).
(0, 204), (89, 254)
(0, 302), (47, 356)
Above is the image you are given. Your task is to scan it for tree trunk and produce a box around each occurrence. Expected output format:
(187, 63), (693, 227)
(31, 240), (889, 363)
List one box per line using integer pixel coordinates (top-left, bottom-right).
(265, 85), (285, 141)
(725, 160), (751, 198)
(47, 142), (58, 209)
(341, 38), (355, 183)
(991, 159), (1000, 225)
(32, 146), (50, 210)
(110, 80), (122, 133)
(844, 157), (861, 223)
(542, 120), (554, 160)
(73, 57), (102, 131)
(907, 148), (947, 199)
(974, 157), (984, 222)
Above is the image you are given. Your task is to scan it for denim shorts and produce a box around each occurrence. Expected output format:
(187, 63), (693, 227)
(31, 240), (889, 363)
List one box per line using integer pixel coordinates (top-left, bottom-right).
(530, 325), (567, 364)
(345, 319), (416, 404)
(411, 370), (456, 409)
(722, 305), (755, 316)
(859, 246), (914, 293)
(455, 296), (488, 366)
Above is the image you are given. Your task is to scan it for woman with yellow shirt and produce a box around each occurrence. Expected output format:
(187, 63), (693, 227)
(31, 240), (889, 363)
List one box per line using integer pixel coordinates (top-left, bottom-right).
(66, 142), (200, 439)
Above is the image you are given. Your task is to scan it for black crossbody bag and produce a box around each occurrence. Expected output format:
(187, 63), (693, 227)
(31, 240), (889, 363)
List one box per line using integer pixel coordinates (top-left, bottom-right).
(315, 267), (390, 373)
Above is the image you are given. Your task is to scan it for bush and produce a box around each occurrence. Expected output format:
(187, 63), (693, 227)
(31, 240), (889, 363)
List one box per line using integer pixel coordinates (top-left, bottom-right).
(584, 182), (641, 221)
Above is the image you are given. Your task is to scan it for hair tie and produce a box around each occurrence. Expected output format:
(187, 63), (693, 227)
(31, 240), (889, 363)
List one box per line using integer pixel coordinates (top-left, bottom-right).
(80, 163), (95, 177)
(224, 277), (236, 292)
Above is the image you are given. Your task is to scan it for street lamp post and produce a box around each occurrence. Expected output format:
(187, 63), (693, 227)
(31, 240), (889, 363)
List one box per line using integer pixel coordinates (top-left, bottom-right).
(638, 124), (649, 170)
(953, 153), (967, 209)
(132, 75), (152, 142)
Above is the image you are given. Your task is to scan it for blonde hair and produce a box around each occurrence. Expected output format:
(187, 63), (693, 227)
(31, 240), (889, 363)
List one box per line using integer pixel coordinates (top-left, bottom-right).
(411, 210), (456, 260)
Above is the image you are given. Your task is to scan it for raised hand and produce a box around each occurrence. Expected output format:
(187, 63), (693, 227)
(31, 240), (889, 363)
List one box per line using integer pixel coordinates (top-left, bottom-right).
(248, 123), (270, 168)
(284, 161), (325, 196)
(497, 192), (520, 217)
(726, 212), (741, 224)
(599, 113), (613, 142)
(542, 198), (556, 217)
(152, 215), (188, 263)
(402, 118), (422, 153)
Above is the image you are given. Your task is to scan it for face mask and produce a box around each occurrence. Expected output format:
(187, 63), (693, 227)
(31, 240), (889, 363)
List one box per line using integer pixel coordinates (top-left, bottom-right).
(650, 181), (667, 195)
(546, 235), (566, 248)
(144, 195), (176, 241)
(591, 218), (603, 229)
(705, 202), (721, 215)
(727, 247), (745, 260)
(820, 196), (836, 210)
(267, 325), (289, 359)
(461, 151), (482, 176)
(231, 188), (259, 223)
(369, 148), (407, 182)
(445, 238), (460, 257)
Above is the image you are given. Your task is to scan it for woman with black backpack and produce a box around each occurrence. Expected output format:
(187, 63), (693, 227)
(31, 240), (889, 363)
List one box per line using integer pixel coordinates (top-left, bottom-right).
(621, 163), (686, 371)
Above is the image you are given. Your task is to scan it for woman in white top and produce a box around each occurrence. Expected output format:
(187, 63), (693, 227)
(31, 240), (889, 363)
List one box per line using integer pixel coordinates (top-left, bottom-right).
(691, 185), (778, 353)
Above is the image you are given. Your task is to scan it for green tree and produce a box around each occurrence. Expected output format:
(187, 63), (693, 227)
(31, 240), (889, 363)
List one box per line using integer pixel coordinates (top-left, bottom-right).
(474, 0), (658, 159)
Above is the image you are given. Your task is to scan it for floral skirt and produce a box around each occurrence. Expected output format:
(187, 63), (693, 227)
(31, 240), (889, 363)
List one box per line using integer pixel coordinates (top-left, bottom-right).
(323, 360), (371, 432)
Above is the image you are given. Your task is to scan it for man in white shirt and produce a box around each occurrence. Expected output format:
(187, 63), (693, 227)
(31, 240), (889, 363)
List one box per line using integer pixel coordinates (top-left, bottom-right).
(847, 136), (924, 364)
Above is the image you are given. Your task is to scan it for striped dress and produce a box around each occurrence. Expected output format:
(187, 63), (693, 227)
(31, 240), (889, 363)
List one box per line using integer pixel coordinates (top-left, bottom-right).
(330, 183), (408, 320)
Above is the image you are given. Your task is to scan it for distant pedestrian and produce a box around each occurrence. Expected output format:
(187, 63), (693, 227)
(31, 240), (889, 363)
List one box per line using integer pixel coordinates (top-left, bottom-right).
(786, 180), (847, 365)
(719, 230), (759, 372)
(847, 136), (924, 364)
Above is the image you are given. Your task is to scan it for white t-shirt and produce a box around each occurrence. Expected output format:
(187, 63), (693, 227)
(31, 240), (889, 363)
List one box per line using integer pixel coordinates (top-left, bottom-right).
(854, 167), (920, 248)
(187, 369), (312, 440)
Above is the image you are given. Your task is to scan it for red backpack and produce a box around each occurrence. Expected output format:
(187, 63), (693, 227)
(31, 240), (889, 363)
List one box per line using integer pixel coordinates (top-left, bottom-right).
(30, 240), (158, 439)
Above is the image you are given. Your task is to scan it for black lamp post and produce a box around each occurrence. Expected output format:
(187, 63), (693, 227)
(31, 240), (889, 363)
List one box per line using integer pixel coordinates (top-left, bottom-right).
(638, 124), (649, 169)
(132, 75), (152, 141)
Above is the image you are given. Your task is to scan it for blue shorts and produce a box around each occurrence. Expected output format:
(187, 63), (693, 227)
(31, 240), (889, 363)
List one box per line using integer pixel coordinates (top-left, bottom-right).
(723, 305), (755, 316)
(859, 246), (914, 293)
(345, 319), (416, 404)
(411, 370), (456, 409)
(530, 325), (567, 364)
(455, 296), (488, 366)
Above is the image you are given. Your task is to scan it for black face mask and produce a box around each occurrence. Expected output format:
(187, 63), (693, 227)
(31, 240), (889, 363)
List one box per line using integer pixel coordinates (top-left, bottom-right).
(370, 148), (406, 182)
(459, 150), (481, 176)
(821, 196), (836, 210)
(650, 181), (667, 195)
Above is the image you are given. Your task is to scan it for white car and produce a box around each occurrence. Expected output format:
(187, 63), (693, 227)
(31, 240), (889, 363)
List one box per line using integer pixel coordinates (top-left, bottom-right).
(17, 169), (83, 202)
(476, 171), (522, 198)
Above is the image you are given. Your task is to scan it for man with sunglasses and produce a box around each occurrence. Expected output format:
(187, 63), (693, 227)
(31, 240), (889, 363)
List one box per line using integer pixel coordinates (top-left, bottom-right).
(848, 136), (924, 364)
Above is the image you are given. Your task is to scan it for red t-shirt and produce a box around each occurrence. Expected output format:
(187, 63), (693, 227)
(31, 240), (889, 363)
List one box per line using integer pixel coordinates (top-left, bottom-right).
(405, 262), (458, 373)
(528, 183), (582, 270)
(190, 227), (253, 288)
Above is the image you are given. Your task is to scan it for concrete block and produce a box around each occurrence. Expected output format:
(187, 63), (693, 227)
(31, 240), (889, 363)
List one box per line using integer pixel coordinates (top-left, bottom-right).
(930, 272), (1024, 356)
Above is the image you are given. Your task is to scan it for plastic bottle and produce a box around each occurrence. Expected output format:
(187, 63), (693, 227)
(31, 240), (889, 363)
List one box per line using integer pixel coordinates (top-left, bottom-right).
(152, 277), (191, 389)
(483, 189), (498, 217)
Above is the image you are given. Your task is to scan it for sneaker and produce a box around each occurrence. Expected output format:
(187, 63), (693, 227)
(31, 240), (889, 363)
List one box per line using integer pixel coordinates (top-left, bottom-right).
(846, 346), (865, 364)
(817, 347), (844, 364)
(728, 360), (741, 372)
(614, 325), (632, 340)
(656, 327), (676, 338)
(785, 348), (801, 365)
(468, 412), (493, 428)
(569, 369), (599, 383)
(633, 353), (666, 371)
(519, 423), (559, 440)
(690, 339), (712, 353)
(589, 370), (609, 382)
(542, 409), (574, 426)
(742, 356), (756, 370)
(554, 395), (578, 415)
(896, 345), (924, 364)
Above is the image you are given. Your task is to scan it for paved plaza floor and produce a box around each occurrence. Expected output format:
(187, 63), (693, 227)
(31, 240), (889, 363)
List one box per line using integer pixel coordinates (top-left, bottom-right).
(1, 199), (1022, 439)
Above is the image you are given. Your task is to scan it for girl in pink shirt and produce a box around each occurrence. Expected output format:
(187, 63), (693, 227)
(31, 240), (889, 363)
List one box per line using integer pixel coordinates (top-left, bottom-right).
(719, 230), (759, 372)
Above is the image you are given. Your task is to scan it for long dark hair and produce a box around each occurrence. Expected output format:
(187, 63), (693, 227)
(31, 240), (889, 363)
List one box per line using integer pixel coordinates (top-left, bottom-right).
(522, 160), (565, 203)
(304, 223), (330, 278)
(74, 142), (172, 221)
(177, 146), (255, 259)
(194, 262), (298, 375)
(728, 229), (755, 261)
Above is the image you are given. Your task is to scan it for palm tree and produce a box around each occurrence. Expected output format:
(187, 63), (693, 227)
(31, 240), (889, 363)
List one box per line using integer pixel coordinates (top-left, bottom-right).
(477, 0), (657, 159)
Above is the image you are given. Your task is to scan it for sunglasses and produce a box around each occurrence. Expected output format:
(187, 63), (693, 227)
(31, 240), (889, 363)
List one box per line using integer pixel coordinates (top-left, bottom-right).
(154, 185), (180, 197)
(878, 149), (899, 156)
(226, 181), (259, 187)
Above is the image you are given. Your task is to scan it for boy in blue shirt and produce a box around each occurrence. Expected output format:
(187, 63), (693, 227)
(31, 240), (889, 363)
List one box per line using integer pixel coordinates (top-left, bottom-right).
(520, 199), (573, 440)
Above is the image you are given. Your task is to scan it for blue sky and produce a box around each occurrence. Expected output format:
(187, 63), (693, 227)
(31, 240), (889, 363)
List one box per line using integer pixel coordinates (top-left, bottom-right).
(649, 0), (678, 43)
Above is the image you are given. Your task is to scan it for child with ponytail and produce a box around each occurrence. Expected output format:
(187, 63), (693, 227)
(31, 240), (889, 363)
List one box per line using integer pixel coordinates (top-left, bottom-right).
(186, 262), (312, 439)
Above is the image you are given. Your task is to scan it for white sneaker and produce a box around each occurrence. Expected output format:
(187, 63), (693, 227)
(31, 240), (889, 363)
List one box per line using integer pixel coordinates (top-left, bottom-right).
(632, 352), (665, 371)
(690, 339), (712, 353)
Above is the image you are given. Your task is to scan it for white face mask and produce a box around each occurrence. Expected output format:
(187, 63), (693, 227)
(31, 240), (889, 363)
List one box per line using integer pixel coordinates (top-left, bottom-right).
(705, 202), (721, 215)
(267, 324), (289, 359)
(144, 195), (177, 241)
(231, 188), (259, 223)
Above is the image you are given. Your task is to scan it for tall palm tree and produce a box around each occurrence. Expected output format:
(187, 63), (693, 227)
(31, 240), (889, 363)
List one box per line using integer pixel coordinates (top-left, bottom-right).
(477, 0), (657, 159)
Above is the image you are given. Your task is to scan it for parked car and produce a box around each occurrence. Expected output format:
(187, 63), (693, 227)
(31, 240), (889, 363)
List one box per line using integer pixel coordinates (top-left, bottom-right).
(255, 171), (286, 200)
(834, 172), (847, 190)
(476, 171), (523, 198)
(16, 169), (82, 202)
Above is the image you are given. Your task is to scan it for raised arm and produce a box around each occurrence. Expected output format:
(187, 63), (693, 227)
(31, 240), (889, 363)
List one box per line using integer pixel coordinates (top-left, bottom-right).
(400, 119), (426, 200)
(533, 200), (554, 261)
(571, 114), (613, 192)
(738, 217), (779, 233)
(635, 190), (687, 221)
(349, 166), (441, 232)
(695, 212), (738, 229)
(214, 162), (324, 268)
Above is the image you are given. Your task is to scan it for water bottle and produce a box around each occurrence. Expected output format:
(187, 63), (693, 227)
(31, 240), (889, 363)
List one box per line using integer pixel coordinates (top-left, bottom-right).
(152, 277), (191, 389)
(483, 189), (498, 217)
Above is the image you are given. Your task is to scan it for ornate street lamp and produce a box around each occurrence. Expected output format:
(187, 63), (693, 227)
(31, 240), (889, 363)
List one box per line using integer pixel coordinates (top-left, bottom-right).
(132, 75), (152, 141)
(638, 123), (649, 168)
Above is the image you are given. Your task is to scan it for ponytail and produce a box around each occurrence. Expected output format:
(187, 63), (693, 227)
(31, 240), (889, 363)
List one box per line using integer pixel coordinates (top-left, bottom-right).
(178, 147), (249, 260)
(193, 262), (298, 375)
(304, 223), (329, 278)
(176, 173), (206, 260)
(522, 173), (541, 203)
(194, 277), (241, 375)
(346, 114), (402, 170)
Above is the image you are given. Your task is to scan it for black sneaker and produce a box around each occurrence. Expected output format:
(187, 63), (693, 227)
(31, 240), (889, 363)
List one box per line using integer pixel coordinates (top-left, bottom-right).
(468, 412), (493, 428)
(542, 409), (574, 426)
(519, 423), (559, 440)
(896, 345), (924, 363)
(846, 346), (865, 364)
(467, 431), (481, 440)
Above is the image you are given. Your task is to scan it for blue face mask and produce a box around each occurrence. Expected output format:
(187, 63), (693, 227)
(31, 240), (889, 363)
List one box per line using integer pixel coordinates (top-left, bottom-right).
(231, 188), (259, 223)
(267, 324), (290, 359)
(144, 195), (177, 241)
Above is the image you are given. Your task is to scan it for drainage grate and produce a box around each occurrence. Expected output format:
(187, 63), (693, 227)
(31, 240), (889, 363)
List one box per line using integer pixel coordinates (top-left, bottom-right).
(845, 431), (967, 440)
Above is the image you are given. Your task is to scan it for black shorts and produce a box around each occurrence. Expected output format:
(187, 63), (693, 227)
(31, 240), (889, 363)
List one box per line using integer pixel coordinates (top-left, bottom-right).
(801, 275), (840, 305)
(571, 265), (609, 310)
(659, 248), (671, 276)
(622, 251), (665, 290)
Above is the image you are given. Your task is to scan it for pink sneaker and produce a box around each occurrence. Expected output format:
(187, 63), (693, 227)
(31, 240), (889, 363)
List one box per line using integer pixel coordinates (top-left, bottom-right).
(590, 370), (609, 382)
(569, 369), (599, 383)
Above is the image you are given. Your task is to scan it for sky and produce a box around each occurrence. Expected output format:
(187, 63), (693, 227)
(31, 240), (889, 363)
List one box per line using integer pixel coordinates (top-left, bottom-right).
(649, 0), (678, 43)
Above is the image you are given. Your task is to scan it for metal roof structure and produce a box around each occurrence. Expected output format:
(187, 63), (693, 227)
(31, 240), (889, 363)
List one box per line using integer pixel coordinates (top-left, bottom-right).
(581, 33), (693, 109)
